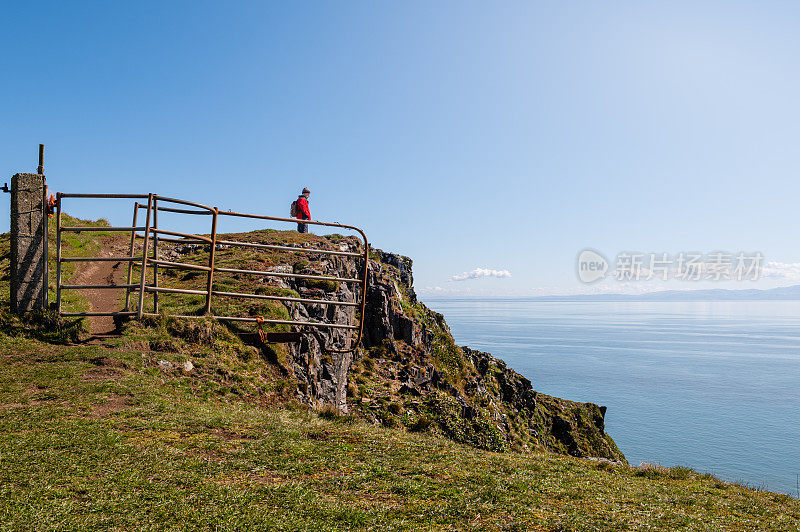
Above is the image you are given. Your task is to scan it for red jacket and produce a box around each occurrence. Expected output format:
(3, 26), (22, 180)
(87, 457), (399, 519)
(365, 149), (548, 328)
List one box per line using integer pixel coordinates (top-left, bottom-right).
(296, 196), (310, 219)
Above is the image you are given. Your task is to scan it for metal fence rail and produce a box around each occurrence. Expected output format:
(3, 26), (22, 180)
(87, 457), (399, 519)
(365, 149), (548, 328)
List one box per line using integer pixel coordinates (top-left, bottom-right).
(55, 192), (369, 353)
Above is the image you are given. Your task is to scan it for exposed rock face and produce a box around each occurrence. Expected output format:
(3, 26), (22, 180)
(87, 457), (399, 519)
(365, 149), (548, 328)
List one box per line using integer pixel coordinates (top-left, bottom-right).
(289, 329), (352, 413)
(460, 347), (622, 460)
(282, 243), (360, 413)
(375, 250), (415, 300)
(363, 257), (425, 348)
(284, 241), (626, 462)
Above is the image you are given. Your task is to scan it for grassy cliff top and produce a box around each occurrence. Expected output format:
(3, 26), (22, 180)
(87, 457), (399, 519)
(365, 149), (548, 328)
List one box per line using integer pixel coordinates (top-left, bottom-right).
(0, 334), (798, 531)
(0, 216), (798, 529)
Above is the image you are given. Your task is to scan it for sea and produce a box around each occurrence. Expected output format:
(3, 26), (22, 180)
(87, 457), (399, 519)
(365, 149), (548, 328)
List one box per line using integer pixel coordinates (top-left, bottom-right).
(424, 298), (800, 496)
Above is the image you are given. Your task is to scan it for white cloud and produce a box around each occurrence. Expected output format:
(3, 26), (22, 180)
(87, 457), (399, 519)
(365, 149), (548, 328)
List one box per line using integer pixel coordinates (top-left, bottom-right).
(420, 286), (444, 292)
(761, 261), (800, 281)
(450, 268), (512, 282)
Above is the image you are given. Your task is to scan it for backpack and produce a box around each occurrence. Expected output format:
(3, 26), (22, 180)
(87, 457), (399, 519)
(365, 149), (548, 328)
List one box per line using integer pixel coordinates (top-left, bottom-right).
(290, 200), (298, 217)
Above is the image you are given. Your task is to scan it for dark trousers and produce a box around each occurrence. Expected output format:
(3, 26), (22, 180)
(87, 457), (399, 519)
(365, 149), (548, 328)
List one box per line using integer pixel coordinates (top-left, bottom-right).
(297, 218), (308, 233)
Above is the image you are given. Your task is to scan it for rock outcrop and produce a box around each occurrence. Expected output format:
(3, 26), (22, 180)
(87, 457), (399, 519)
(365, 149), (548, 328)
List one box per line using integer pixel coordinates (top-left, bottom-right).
(285, 240), (626, 462)
(276, 241), (361, 413)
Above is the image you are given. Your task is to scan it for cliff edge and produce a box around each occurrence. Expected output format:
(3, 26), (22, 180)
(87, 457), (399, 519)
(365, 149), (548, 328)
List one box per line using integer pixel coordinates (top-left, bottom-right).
(285, 243), (625, 462)
(21, 217), (624, 463)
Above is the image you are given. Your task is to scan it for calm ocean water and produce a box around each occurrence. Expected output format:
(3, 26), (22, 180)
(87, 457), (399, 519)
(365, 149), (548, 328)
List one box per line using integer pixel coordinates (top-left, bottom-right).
(425, 299), (800, 496)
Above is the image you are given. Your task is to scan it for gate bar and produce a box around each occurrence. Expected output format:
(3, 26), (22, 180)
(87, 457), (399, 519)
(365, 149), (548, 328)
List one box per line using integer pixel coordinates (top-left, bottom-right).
(211, 290), (359, 307)
(60, 226), (145, 232)
(147, 258), (212, 272)
(60, 256), (143, 262)
(152, 195), (216, 212)
(61, 311), (138, 317)
(135, 234), (206, 245)
(149, 228), (213, 243)
(136, 204), (212, 215)
(218, 209), (363, 231)
(153, 196), (159, 313)
(136, 286), (208, 296)
(62, 284), (140, 290)
(217, 316), (359, 329)
(204, 208), (218, 314)
(136, 194), (154, 318)
(140, 313), (359, 330)
(214, 265), (361, 283)
(125, 202), (139, 310)
(214, 238), (362, 258)
(56, 194), (62, 314)
(58, 193), (149, 199)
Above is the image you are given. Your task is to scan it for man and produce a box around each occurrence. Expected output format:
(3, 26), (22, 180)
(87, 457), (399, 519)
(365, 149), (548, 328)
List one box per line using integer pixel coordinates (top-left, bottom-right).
(296, 187), (311, 233)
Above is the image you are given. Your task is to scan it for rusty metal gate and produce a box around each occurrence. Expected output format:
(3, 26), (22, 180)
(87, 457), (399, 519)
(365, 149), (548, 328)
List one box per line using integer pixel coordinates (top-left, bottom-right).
(55, 193), (369, 353)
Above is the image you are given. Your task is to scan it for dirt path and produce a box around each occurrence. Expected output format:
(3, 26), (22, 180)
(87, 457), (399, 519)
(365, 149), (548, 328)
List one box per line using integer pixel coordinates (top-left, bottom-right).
(71, 238), (130, 335)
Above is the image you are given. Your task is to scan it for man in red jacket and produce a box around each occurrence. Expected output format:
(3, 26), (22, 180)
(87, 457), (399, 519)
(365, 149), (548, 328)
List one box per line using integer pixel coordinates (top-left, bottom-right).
(296, 187), (311, 233)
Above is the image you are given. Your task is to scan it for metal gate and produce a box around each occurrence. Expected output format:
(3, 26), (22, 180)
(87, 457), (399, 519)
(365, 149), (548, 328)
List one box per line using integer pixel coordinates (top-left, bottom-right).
(55, 193), (369, 353)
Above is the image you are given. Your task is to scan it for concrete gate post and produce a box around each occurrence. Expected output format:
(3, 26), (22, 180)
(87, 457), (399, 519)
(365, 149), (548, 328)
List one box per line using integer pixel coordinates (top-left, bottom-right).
(10, 172), (48, 314)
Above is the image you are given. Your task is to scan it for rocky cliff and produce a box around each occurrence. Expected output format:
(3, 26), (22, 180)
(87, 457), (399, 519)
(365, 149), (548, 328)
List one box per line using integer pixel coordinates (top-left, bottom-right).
(284, 241), (625, 462)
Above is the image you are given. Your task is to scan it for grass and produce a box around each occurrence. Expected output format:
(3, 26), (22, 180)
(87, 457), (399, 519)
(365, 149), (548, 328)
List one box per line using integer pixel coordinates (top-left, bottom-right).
(0, 335), (798, 530)
(1, 214), (799, 528)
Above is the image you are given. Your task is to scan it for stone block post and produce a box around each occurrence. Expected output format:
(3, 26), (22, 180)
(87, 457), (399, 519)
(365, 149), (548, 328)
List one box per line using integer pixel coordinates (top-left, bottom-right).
(10, 173), (48, 314)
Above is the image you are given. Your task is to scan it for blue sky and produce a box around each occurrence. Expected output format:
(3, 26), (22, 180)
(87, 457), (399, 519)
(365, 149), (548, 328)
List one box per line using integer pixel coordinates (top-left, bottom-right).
(3, 2), (800, 296)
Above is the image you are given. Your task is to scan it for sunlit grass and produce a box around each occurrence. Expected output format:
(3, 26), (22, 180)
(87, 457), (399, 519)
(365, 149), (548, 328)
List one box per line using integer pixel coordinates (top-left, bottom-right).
(0, 335), (798, 530)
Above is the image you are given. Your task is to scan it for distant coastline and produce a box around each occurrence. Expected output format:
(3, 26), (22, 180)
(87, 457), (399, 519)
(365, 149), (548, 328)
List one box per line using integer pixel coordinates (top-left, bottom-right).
(424, 284), (800, 302)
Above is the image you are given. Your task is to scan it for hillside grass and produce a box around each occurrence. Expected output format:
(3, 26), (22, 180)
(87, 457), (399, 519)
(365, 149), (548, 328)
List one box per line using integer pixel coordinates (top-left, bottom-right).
(0, 335), (798, 531)
(1, 216), (799, 529)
